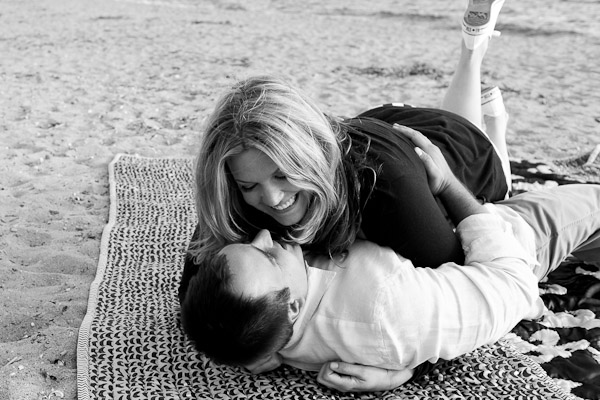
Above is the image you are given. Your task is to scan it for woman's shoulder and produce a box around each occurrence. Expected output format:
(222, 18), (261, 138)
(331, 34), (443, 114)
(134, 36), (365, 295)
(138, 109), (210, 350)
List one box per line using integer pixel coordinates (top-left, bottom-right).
(355, 104), (473, 127)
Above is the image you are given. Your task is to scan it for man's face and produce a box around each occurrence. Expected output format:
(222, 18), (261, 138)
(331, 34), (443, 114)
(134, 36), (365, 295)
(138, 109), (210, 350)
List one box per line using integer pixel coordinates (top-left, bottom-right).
(220, 229), (308, 302)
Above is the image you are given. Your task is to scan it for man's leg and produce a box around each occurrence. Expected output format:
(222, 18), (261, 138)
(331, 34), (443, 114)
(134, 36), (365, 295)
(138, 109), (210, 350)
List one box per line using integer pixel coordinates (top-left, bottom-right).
(497, 184), (600, 280)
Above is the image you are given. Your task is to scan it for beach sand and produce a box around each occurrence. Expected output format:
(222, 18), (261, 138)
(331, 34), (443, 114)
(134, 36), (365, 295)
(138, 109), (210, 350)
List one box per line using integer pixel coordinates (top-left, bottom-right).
(1, 0), (599, 398)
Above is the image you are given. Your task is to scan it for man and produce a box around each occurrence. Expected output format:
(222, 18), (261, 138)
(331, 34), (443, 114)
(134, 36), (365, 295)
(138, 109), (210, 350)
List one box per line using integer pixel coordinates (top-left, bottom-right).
(179, 126), (600, 391)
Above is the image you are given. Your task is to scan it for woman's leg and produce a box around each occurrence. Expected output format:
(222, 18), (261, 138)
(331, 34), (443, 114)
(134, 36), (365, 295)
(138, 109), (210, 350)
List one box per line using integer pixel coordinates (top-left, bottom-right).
(441, 39), (489, 130)
(441, 0), (510, 187)
(441, 34), (512, 190)
(482, 87), (511, 188)
(441, 0), (506, 131)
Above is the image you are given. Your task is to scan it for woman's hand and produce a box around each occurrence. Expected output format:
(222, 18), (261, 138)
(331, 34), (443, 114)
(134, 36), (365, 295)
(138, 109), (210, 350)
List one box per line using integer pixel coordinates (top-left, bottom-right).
(317, 361), (414, 393)
(393, 124), (459, 196)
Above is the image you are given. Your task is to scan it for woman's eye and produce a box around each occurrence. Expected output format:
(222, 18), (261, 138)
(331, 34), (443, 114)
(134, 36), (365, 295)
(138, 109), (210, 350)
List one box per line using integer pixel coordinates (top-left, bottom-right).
(239, 184), (256, 192)
(274, 175), (288, 181)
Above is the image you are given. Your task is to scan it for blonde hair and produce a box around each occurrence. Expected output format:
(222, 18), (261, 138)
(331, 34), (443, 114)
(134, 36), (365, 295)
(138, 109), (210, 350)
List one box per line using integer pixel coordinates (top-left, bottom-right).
(190, 75), (356, 262)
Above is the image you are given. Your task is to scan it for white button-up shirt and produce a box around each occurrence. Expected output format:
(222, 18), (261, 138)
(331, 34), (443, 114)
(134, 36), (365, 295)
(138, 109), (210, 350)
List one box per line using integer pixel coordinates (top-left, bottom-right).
(279, 211), (544, 371)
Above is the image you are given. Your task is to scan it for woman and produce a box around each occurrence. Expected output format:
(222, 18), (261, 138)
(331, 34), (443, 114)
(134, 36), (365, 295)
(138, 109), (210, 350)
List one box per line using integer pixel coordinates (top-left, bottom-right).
(188, 0), (508, 269)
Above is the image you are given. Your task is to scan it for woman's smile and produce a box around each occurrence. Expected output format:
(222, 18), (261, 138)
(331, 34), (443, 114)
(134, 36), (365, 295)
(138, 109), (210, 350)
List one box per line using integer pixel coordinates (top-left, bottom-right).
(271, 194), (297, 211)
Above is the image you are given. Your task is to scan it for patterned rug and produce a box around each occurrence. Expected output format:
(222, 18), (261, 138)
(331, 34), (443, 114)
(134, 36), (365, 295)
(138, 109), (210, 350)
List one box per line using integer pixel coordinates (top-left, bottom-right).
(77, 154), (596, 400)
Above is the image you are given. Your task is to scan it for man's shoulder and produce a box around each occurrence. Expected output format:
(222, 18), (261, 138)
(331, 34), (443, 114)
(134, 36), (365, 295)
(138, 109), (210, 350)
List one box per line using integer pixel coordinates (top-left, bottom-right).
(349, 240), (404, 258)
(344, 240), (413, 273)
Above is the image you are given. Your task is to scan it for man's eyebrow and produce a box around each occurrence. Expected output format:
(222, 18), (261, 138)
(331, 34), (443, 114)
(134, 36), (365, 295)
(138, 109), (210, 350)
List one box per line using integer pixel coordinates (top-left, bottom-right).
(250, 245), (277, 267)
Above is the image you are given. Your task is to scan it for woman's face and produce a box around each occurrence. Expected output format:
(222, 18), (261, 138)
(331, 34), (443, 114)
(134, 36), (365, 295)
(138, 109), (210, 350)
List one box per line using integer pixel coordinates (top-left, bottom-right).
(227, 148), (310, 226)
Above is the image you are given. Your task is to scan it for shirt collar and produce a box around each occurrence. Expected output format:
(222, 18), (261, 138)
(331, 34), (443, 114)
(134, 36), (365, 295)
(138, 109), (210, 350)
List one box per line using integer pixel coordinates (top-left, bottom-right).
(281, 264), (336, 352)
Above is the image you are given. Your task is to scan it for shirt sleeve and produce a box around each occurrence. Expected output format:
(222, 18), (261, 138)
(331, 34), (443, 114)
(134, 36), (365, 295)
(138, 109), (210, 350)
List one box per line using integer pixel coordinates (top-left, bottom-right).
(381, 213), (544, 370)
(457, 213), (538, 266)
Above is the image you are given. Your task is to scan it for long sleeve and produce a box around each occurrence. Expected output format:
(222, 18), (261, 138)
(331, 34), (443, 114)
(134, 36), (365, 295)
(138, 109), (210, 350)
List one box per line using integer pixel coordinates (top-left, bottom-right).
(381, 213), (543, 370)
(408, 213), (543, 380)
(280, 214), (543, 373)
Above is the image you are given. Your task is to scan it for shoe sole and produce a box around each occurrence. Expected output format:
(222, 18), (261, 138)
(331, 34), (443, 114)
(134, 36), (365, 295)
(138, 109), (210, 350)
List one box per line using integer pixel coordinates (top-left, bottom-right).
(464, 0), (494, 28)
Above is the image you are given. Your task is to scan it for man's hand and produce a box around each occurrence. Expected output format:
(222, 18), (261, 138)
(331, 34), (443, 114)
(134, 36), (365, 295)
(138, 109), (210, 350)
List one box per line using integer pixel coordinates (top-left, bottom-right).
(393, 124), (458, 196)
(393, 123), (489, 224)
(317, 361), (414, 392)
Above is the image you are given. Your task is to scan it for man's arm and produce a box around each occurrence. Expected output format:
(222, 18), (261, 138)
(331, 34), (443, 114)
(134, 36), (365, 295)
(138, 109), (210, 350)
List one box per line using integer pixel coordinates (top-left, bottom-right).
(394, 124), (539, 374)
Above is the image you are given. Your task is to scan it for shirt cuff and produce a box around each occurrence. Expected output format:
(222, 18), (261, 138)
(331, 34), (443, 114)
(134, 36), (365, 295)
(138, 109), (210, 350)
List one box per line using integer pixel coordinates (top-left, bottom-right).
(456, 214), (537, 266)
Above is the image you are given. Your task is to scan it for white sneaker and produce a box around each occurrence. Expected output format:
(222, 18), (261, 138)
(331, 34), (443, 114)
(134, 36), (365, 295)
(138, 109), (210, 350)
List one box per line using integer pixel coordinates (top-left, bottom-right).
(462, 0), (506, 50)
(481, 86), (506, 117)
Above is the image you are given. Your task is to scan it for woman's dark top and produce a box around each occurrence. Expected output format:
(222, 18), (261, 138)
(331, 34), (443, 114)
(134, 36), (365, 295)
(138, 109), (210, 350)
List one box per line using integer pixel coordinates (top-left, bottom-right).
(348, 104), (507, 269)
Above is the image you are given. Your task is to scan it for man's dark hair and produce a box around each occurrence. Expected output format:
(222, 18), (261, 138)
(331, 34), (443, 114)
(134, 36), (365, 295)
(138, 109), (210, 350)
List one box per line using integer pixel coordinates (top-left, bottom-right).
(180, 252), (294, 366)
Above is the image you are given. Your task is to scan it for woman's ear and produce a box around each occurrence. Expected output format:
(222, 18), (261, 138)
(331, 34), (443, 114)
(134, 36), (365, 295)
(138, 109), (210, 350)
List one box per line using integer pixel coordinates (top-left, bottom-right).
(288, 298), (303, 322)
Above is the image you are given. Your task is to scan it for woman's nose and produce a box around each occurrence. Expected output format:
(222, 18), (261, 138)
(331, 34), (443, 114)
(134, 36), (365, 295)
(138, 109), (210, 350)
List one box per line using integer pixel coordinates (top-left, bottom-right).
(261, 185), (284, 207)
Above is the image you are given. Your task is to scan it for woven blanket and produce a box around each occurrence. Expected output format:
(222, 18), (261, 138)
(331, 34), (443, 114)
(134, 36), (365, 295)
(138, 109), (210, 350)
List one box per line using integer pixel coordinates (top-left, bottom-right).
(78, 154), (591, 400)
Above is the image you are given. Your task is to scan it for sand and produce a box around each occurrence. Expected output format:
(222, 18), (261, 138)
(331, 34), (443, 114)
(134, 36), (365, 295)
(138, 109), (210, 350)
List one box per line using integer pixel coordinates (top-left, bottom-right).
(1, 0), (599, 398)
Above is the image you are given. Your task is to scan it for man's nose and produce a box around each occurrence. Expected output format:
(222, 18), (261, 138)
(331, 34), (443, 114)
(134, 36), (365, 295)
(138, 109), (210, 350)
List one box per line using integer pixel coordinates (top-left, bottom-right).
(253, 229), (273, 248)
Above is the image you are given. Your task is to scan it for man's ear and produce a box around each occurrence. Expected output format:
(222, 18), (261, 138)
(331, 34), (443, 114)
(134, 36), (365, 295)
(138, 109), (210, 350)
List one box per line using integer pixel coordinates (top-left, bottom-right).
(288, 299), (303, 322)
